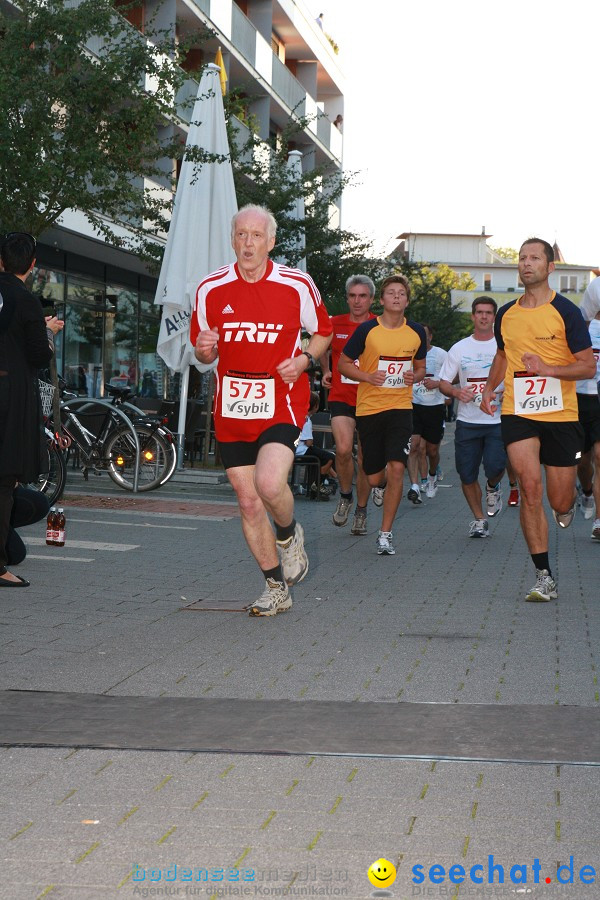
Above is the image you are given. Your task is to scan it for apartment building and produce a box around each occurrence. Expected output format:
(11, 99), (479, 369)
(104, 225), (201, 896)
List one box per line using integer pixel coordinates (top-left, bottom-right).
(393, 231), (598, 311)
(31, 0), (344, 397)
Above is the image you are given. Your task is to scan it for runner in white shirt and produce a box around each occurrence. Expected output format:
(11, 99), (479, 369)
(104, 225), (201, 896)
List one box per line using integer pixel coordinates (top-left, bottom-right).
(439, 297), (506, 538)
(407, 324), (447, 500)
(575, 313), (600, 538)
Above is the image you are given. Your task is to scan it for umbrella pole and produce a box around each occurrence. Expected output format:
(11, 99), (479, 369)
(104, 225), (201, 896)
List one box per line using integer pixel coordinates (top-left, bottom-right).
(176, 365), (190, 470)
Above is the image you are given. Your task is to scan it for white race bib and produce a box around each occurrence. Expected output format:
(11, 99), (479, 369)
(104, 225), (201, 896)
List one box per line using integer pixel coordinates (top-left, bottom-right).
(341, 359), (360, 384)
(414, 373), (434, 397)
(467, 376), (488, 407)
(222, 374), (275, 419)
(513, 372), (563, 416)
(378, 356), (412, 388)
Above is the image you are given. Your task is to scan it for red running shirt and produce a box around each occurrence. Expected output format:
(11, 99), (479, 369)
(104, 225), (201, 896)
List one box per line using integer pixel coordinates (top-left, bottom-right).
(327, 312), (377, 405)
(190, 260), (332, 442)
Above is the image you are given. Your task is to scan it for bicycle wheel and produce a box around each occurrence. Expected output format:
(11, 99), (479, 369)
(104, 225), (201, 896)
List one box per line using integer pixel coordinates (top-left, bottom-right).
(158, 428), (177, 487)
(29, 442), (67, 506)
(105, 423), (172, 491)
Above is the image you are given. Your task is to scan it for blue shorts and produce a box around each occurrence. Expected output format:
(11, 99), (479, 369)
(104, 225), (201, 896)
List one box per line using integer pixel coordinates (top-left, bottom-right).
(454, 420), (506, 485)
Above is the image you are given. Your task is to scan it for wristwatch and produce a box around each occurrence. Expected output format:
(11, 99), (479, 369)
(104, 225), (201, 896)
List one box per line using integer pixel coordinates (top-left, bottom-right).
(301, 350), (317, 372)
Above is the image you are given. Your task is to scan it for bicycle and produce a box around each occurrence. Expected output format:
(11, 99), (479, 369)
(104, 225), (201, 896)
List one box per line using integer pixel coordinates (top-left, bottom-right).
(28, 425), (68, 507)
(47, 384), (177, 492)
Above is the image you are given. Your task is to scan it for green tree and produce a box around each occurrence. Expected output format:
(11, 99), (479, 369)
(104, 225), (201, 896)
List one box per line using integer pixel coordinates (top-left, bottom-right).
(491, 246), (518, 261)
(0, 0), (214, 261)
(226, 110), (391, 312)
(390, 259), (475, 349)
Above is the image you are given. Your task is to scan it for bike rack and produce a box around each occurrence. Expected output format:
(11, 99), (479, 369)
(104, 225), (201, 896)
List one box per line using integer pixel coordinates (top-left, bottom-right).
(59, 398), (142, 493)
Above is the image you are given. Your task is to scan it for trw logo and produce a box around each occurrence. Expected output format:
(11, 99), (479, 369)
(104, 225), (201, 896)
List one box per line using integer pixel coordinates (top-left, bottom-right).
(222, 322), (284, 344)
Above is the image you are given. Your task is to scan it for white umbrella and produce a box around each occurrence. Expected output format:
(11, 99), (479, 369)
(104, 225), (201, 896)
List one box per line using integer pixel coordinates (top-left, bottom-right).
(155, 62), (238, 464)
(286, 149), (306, 272)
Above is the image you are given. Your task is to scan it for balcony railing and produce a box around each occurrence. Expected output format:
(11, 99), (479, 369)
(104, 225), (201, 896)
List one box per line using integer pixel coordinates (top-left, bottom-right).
(231, 2), (256, 67)
(188, 0), (210, 14)
(271, 56), (306, 115)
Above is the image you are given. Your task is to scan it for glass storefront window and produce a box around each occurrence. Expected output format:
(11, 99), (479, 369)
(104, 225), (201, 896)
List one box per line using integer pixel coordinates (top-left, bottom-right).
(104, 284), (139, 392)
(63, 276), (105, 396)
(30, 262), (165, 400)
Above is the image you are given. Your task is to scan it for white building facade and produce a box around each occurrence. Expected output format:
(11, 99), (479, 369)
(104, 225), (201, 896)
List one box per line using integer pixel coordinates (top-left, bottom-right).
(394, 231), (598, 310)
(31, 0), (344, 398)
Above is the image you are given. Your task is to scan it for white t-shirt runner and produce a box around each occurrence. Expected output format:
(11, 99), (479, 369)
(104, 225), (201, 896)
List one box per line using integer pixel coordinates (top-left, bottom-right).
(412, 345), (448, 406)
(439, 335), (503, 425)
(576, 318), (600, 396)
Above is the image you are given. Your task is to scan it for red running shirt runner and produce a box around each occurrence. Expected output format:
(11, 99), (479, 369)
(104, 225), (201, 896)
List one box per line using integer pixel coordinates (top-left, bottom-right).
(190, 260), (332, 443)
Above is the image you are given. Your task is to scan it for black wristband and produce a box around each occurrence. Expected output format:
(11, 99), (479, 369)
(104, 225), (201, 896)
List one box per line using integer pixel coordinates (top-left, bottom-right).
(301, 350), (317, 372)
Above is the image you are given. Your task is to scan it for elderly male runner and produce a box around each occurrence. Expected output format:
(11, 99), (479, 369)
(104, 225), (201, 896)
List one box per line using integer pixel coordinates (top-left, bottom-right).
(192, 205), (332, 616)
(320, 275), (378, 535)
(481, 238), (595, 602)
(338, 275), (426, 555)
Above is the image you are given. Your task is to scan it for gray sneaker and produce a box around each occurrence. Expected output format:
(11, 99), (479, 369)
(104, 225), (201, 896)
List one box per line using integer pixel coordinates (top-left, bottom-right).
(333, 496), (352, 526)
(552, 499), (576, 529)
(376, 530), (395, 555)
(248, 578), (292, 617)
(277, 523), (308, 585)
(351, 508), (367, 535)
(591, 520), (600, 541)
(525, 569), (558, 602)
(372, 486), (385, 507)
(468, 519), (489, 538)
(486, 485), (503, 517)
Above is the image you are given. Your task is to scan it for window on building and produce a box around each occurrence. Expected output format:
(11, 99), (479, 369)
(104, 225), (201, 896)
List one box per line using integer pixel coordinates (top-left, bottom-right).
(560, 275), (578, 293)
(64, 276), (105, 397)
(104, 285), (139, 394)
(271, 32), (285, 61)
(484, 273), (492, 291)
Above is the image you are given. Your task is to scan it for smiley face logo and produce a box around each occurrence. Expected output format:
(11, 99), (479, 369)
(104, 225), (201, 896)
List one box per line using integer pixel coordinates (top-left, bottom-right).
(367, 858), (397, 888)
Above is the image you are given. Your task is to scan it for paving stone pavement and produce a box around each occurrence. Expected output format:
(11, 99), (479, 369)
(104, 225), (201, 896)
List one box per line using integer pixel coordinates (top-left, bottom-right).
(2, 425), (600, 899)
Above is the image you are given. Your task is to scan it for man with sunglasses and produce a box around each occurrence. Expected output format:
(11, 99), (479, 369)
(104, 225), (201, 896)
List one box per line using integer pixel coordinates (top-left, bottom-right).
(0, 232), (62, 587)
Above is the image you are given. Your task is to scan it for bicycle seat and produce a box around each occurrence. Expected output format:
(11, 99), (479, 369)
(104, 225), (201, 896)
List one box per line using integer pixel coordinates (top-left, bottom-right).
(104, 384), (134, 400)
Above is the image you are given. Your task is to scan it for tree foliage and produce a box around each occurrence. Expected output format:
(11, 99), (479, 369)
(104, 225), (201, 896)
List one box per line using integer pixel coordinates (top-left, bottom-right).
(387, 258), (475, 349)
(491, 246), (518, 261)
(0, 0), (214, 258)
(225, 109), (390, 313)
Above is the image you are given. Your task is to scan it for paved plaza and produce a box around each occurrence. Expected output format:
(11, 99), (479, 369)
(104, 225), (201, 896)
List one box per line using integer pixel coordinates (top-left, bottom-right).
(1, 424), (600, 899)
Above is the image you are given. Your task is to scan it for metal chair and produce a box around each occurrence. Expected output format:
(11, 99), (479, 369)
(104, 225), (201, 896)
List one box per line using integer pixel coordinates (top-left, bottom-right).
(290, 454), (322, 499)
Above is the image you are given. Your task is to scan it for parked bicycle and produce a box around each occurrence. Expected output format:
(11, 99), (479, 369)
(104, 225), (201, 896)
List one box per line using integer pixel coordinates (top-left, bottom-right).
(31, 425), (68, 506)
(37, 384), (177, 494)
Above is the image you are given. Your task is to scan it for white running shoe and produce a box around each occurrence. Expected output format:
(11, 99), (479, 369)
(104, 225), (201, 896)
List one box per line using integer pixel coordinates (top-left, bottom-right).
(486, 484), (503, 517)
(552, 499), (576, 529)
(468, 519), (489, 538)
(580, 494), (595, 520)
(351, 508), (368, 535)
(426, 476), (438, 499)
(420, 478), (428, 494)
(333, 496), (352, 526)
(277, 523), (308, 586)
(591, 519), (600, 542)
(525, 569), (558, 602)
(372, 486), (385, 507)
(376, 530), (395, 555)
(436, 464), (443, 482)
(248, 578), (292, 616)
